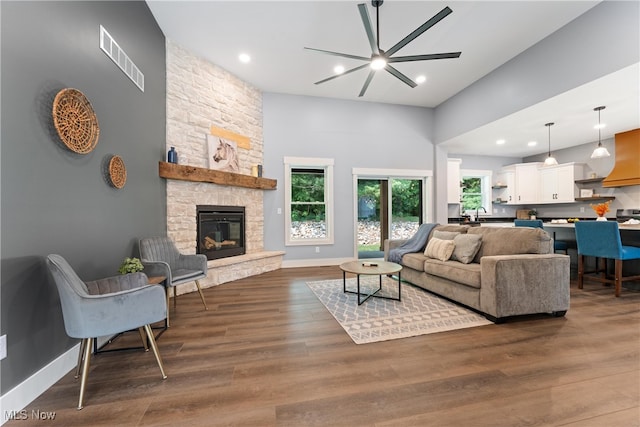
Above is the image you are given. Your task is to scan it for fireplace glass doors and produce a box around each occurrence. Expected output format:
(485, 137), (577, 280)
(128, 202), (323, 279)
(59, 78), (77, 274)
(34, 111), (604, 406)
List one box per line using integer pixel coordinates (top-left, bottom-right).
(196, 206), (245, 260)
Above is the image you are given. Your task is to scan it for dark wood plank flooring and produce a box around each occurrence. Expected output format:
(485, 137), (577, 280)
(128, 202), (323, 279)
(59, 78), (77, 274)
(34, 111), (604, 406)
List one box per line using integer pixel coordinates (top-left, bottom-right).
(9, 267), (640, 426)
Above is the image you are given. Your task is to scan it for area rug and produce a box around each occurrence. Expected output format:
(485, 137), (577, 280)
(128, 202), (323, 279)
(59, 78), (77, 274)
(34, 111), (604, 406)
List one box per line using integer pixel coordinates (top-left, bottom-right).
(306, 277), (492, 344)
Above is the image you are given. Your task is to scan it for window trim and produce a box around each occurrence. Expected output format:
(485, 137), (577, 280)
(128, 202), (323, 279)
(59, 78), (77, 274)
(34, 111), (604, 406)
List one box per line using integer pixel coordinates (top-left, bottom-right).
(460, 169), (493, 216)
(284, 157), (334, 246)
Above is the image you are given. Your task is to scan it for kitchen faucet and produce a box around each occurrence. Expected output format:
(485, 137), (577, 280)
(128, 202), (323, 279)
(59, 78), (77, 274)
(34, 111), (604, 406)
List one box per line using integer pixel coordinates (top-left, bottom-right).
(476, 206), (487, 221)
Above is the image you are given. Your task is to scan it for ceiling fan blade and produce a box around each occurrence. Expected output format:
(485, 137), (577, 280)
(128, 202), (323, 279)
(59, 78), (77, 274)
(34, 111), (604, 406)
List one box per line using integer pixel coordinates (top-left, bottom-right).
(314, 63), (370, 85)
(304, 47), (370, 62)
(357, 3), (379, 55)
(386, 6), (453, 57)
(388, 52), (461, 63)
(358, 70), (376, 97)
(385, 65), (417, 88)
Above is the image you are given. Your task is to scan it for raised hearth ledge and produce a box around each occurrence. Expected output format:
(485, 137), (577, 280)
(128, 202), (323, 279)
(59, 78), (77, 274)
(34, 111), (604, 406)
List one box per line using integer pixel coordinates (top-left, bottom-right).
(159, 161), (276, 190)
(171, 251), (285, 297)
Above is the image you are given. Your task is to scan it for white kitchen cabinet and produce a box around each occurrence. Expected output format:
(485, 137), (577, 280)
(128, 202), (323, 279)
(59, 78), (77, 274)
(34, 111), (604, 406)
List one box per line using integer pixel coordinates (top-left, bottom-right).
(514, 163), (541, 204)
(538, 163), (584, 203)
(447, 158), (461, 204)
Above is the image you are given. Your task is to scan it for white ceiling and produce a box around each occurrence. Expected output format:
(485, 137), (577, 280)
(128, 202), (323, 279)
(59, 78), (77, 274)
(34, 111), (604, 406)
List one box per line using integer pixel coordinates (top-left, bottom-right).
(146, 0), (639, 158)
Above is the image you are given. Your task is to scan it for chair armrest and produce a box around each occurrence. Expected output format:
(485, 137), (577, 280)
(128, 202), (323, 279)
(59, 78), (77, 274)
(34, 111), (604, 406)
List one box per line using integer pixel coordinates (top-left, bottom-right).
(177, 253), (207, 273)
(140, 260), (172, 283)
(480, 254), (570, 318)
(67, 283), (167, 338)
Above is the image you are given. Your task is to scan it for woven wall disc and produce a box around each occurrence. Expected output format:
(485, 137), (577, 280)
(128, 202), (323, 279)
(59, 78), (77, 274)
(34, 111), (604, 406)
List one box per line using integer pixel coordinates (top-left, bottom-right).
(108, 155), (127, 189)
(52, 88), (100, 154)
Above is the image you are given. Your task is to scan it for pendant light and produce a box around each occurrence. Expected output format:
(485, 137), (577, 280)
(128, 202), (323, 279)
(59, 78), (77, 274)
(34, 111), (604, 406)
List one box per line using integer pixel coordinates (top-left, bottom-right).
(590, 106), (610, 159)
(543, 122), (558, 166)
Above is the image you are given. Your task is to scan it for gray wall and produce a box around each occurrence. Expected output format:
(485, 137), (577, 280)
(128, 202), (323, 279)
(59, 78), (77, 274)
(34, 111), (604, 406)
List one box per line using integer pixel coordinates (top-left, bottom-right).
(263, 93), (434, 262)
(1, 1), (166, 394)
(435, 1), (640, 144)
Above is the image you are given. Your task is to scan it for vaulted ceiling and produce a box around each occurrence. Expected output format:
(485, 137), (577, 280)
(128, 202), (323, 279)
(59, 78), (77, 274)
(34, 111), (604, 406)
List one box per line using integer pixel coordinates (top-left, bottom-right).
(147, 1), (639, 158)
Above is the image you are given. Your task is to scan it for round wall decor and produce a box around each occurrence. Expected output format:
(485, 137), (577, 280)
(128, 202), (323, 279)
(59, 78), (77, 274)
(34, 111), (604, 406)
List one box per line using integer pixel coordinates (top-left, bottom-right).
(52, 88), (100, 154)
(108, 155), (127, 189)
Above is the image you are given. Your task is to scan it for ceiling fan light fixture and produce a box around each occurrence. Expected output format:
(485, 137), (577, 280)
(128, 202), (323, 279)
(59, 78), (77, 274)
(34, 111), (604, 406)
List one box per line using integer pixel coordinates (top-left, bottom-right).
(591, 106), (610, 159)
(543, 122), (558, 166)
(370, 55), (387, 70)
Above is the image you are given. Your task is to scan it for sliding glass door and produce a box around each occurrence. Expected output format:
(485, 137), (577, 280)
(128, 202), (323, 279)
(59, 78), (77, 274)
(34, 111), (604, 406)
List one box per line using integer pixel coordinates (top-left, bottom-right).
(357, 177), (423, 259)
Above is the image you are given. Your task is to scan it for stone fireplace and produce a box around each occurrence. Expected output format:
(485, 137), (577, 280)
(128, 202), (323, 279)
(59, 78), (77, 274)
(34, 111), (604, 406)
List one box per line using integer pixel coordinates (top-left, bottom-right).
(163, 41), (283, 297)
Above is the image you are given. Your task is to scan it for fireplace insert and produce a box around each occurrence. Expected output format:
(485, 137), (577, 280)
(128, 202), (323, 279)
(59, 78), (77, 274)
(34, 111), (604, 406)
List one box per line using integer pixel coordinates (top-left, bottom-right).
(196, 205), (245, 260)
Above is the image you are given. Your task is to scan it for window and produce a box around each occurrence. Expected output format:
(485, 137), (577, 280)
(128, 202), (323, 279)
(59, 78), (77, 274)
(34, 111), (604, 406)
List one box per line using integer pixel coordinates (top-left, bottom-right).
(460, 169), (492, 216)
(284, 157), (334, 245)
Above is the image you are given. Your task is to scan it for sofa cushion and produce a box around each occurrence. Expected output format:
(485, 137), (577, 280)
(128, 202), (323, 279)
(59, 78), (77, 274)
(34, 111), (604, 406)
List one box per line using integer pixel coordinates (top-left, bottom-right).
(402, 252), (429, 271)
(432, 230), (460, 240)
(424, 259), (482, 289)
(468, 227), (552, 263)
(424, 237), (455, 261)
(451, 234), (483, 264)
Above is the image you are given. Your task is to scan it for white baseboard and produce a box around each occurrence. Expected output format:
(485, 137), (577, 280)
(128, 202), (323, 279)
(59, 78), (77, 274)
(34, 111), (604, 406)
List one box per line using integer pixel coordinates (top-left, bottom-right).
(281, 257), (353, 268)
(1, 344), (79, 425)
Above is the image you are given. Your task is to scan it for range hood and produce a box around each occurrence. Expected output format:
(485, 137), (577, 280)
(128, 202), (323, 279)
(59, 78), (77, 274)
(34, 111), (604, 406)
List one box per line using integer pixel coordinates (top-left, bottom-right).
(602, 128), (640, 188)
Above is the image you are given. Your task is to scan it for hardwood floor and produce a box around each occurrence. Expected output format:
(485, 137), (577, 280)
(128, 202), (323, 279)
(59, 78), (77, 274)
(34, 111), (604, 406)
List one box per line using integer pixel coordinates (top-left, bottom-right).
(10, 267), (640, 426)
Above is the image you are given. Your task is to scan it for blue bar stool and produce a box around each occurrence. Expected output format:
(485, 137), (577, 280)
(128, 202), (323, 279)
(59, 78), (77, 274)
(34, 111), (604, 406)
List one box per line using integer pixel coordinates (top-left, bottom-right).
(514, 219), (568, 254)
(574, 221), (640, 297)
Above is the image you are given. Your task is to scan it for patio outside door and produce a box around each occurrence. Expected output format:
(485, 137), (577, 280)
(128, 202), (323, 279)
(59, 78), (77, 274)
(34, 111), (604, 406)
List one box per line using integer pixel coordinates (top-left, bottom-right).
(357, 178), (423, 259)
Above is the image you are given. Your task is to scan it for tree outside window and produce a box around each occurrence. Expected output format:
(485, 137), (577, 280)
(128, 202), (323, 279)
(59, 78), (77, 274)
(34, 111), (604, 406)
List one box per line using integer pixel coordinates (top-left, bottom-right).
(284, 157), (334, 245)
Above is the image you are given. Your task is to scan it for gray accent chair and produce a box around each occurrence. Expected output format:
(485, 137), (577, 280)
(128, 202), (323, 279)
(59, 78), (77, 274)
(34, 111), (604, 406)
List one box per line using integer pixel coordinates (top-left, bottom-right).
(46, 254), (167, 410)
(139, 236), (208, 327)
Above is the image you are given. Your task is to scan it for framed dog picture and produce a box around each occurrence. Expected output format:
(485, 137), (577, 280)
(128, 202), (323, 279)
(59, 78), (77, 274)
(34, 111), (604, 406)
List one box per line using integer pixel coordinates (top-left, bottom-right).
(207, 134), (239, 172)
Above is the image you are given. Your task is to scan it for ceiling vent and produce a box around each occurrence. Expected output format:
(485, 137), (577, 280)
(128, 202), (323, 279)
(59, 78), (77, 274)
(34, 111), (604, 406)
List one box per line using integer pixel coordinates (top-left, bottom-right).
(99, 25), (144, 92)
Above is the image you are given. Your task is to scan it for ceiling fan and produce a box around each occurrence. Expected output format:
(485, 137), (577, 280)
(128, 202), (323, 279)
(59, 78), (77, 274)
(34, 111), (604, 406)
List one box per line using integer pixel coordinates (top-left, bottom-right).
(304, 1), (461, 97)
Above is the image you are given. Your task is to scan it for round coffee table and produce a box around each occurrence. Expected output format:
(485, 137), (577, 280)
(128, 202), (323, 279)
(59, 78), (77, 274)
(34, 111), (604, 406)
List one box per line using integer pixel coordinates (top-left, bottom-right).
(339, 260), (403, 305)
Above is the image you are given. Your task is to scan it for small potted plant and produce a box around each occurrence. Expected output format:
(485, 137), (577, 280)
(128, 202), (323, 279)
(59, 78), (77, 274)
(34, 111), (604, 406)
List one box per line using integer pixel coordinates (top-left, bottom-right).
(118, 257), (144, 274)
(528, 209), (538, 220)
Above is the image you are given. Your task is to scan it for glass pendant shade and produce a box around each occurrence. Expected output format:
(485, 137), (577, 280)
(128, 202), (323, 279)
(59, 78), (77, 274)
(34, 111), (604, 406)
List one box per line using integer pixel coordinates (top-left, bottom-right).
(591, 144), (610, 159)
(543, 122), (557, 166)
(591, 106), (610, 159)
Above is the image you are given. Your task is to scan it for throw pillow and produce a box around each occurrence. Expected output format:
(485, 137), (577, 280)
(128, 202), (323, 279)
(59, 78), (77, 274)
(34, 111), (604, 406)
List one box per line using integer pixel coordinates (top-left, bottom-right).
(424, 237), (455, 262)
(432, 230), (460, 240)
(451, 234), (483, 264)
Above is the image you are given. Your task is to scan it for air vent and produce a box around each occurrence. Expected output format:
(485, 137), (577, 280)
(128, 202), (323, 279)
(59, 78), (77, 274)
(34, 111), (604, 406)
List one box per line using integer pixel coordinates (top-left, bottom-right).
(99, 25), (144, 92)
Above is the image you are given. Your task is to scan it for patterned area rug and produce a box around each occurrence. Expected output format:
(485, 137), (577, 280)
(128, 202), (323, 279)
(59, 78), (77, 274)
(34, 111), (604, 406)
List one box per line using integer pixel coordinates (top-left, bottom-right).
(307, 277), (492, 344)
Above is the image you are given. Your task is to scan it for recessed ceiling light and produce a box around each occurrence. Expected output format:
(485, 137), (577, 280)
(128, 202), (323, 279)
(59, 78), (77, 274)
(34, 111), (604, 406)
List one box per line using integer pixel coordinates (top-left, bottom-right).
(594, 123), (606, 129)
(496, 139), (505, 145)
(416, 75), (426, 84)
(238, 53), (251, 63)
(528, 141), (537, 147)
(334, 65), (345, 75)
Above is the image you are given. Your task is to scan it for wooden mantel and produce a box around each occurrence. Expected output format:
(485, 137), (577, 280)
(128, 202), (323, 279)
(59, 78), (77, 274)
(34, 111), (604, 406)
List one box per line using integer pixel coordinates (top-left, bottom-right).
(158, 162), (277, 190)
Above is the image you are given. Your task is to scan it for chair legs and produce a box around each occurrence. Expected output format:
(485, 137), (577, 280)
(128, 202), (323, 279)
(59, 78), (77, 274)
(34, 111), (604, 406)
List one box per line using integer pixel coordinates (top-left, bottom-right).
(144, 324), (167, 379)
(74, 328), (166, 410)
(195, 280), (208, 310)
(77, 337), (93, 410)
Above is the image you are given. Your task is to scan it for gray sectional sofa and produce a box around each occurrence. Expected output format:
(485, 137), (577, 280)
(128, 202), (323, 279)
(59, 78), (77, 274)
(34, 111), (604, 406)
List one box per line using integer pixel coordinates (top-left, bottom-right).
(384, 224), (570, 323)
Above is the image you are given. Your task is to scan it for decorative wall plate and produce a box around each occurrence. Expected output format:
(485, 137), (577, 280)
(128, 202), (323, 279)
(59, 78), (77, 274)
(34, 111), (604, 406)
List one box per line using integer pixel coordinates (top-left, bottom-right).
(108, 155), (127, 189)
(52, 88), (100, 154)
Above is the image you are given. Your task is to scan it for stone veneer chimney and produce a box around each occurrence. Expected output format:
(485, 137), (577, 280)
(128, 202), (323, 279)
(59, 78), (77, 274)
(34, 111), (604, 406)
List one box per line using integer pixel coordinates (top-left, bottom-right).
(164, 41), (282, 294)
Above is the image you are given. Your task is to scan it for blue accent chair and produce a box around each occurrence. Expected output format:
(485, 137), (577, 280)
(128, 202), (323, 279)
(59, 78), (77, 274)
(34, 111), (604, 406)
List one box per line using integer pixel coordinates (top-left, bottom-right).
(574, 221), (640, 297)
(514, 219), (568, 254)
(139, 236), (209, 327)
(46, 254), (167, 409)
